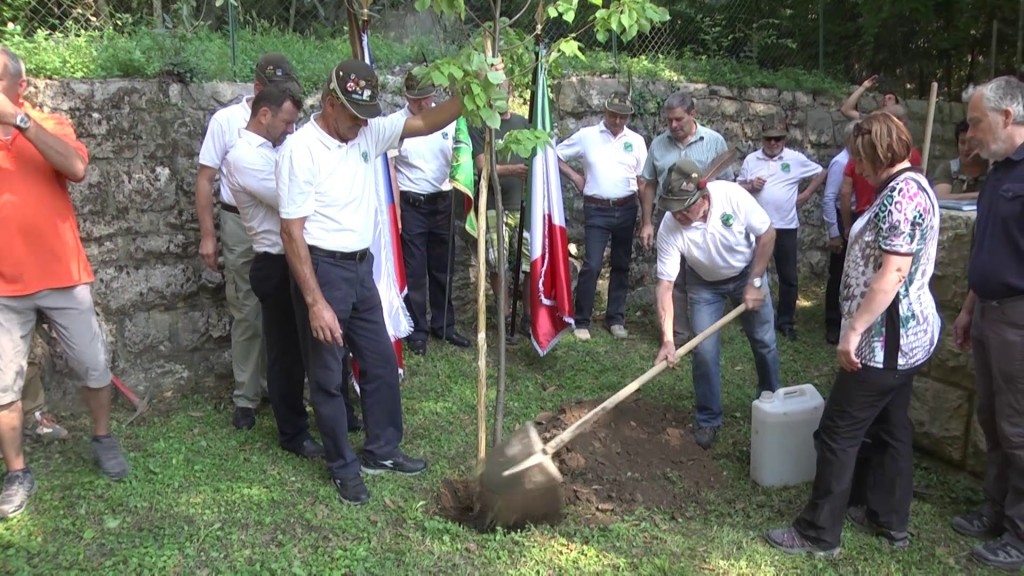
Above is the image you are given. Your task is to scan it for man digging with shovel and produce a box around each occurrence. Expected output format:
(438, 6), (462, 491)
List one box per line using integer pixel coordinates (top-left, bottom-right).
(653, 157), (781, 449)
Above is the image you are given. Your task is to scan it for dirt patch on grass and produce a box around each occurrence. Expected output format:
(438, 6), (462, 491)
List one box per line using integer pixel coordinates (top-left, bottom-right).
(437, 397), (724, 530)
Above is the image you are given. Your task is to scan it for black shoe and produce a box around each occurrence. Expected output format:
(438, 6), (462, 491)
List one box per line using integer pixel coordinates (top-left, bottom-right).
(777, 326), (797, 341)
(847, 506), (910, 549)
(972, 533), (1024, 571)
(406, 339), (427, 356)
(953, 510), (1005, 539)
(281, 438), (325, 459)
(825, 329), (840, 345)
(693, 426), (719, 450)
(332, 475), (370, 506)
(360, 451), (428, 476)
(432, 329), (470, 348)
(232, 407), (256, 430)
(0, 469), (37, 519)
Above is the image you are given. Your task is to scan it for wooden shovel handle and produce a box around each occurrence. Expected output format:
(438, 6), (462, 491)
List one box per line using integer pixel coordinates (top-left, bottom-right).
(544, 302), (749, 455)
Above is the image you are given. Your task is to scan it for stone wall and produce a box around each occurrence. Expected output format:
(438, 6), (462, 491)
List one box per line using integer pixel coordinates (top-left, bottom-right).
(24, 76), (967, 416)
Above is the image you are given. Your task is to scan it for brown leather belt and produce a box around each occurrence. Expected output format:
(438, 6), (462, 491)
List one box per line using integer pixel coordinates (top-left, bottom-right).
(583, 195), (636, 208)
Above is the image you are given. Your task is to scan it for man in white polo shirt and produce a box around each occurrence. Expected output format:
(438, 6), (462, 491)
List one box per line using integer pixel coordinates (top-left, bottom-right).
(557, 90), (648, 340)
(655, 158), (781, 450)
(195, 53), (301, 430)
(222, 84), (329, 460)
(389, 70), (469, 356)
(277, 59), (484, 505)
(737, 121), (826, 341)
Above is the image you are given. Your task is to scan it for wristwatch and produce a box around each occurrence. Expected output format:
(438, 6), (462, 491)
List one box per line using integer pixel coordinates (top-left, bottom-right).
(750, 276), (763, 289)
(14, 113), (31, 132)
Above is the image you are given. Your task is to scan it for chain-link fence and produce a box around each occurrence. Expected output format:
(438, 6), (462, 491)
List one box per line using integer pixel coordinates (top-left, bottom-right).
(6, 0), (1024, 98)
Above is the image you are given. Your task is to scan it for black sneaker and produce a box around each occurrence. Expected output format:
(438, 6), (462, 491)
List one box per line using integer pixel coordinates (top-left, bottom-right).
(693, 426), (719, 450)
(232, 407), (256, 430)
(952, 510), (1004, 539)
(91, 436), (129, 480)
(0, 469), (37, 519)
(847, 506), (910, 549)
(972, 533), (1024, 571)
(333, 475), (370, 506)
(360, 451), (428, 476)
(764, 526), (841, 558)
(281, 438), (325, 459)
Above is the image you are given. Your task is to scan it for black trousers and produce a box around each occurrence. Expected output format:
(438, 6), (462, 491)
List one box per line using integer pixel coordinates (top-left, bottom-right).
(292, 249), (404, 479)
(973, 296), (1024, 538)
(773, 228), (799, 331)
(793, 365), (919, 548)
(249, 253), (311, 447)
(574, 201), (638, 329)
(824, 221), (847, 336)
(400, 191), (456, 341)
(251, 253), (357, 447)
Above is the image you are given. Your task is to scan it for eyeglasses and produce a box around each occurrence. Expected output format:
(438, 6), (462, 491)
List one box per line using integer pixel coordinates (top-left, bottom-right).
(763, 136), (785, 143)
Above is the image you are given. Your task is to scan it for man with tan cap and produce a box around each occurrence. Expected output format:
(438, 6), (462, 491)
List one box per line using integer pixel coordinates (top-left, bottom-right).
(557, 90), (648, 340)
(654, 158), (780, 449)
(195, 53), (303, 430)
(737, 121), (825, 340)
(388, 69), (468, 356)
(277, 58), (493, 505)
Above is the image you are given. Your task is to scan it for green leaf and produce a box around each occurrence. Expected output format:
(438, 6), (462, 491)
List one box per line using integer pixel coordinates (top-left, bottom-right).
(555, 38), (585, 62)
(414, 0), (431, 12)
(486, 70), (504, 85)
(480, 108), (501, 129)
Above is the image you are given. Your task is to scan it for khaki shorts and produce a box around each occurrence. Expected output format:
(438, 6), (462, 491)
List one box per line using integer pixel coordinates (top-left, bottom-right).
(0, 285), (111, 405)
(486, 209), (530, 274)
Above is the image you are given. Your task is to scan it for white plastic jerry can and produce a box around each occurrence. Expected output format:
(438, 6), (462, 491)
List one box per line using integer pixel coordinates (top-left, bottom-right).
(750, 383), (826, 488)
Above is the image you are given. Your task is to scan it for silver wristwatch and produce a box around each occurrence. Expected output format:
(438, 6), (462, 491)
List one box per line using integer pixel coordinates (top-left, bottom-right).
(14, 113), (31, 132)
(750, 276), (763, 289)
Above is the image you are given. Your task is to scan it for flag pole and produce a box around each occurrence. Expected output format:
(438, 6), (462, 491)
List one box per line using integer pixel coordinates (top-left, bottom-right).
(508, 4), (544, 345)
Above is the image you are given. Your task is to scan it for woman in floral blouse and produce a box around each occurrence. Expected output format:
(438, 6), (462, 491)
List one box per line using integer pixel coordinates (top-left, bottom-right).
(765, 111), (942, 557)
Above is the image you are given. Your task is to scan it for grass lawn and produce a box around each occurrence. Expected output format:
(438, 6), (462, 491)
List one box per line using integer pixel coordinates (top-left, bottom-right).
(0, 286), (1001, 575)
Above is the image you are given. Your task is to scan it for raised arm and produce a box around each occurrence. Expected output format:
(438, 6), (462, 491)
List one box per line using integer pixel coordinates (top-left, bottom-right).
(840, 75), (878, 121)
(402, 97), (463, 139)
(0, 94), (87, 182)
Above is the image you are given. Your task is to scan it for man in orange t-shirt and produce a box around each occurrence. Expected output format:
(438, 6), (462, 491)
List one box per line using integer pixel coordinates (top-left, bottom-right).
(0, 46), (128, 519)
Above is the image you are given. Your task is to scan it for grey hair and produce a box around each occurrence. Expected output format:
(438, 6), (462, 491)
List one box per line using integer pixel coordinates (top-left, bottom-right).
(965, 76), (1024, 124)
(0, 46), (25, 80)
(663, 90), (695, 113)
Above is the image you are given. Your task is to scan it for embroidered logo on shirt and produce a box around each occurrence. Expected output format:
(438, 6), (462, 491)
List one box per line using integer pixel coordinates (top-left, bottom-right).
(623, 142), (634, 153)
(361, 150), (369, 163)
(781, 162), (791, 173)
(442, 131), (449, 140)
(721, 213), (735, 227)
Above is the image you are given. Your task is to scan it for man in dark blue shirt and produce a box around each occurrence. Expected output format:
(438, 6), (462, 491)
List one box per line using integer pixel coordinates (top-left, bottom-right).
(951, 75), (1024, 571)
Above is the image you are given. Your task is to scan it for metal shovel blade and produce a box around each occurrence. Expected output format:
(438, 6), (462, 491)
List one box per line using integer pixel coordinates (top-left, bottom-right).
(477, 422), (564, 529)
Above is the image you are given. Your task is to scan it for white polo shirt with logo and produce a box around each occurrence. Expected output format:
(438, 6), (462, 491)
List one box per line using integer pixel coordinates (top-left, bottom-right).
(388, 106), (454, 195)
(555, 121), (648, 199)
(737, 147), (822, 229)
(276, 112), (406, 252)
(223, 129), (283, 254)
(198, 95), (253, 207)
(656, 180), (772, 282)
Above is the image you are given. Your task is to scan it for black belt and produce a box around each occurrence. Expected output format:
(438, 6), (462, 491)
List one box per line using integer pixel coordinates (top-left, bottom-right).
(401, 191), (448, 207)
(309, 246), (370, 262)
(221, 203), (240, 215)
(584, 195), (636, 208)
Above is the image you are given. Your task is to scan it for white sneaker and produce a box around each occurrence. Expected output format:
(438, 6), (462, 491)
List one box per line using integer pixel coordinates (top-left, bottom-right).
(573, 328), (591, 341)
(609, 325), (628, 339)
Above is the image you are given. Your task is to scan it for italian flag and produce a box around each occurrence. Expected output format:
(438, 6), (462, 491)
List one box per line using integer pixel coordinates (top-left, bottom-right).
(528, 50), (574, 355)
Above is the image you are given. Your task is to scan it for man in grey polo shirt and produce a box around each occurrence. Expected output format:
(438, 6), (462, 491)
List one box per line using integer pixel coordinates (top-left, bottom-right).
(639, 90), (733, 345)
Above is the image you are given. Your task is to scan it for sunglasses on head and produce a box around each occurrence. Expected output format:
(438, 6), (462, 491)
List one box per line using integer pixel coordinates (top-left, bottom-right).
(763, 136), (785, 143)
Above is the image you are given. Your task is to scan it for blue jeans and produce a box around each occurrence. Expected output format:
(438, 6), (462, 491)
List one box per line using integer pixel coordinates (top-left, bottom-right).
(574, 201), (638, 328)
(687, 267), (780, 428)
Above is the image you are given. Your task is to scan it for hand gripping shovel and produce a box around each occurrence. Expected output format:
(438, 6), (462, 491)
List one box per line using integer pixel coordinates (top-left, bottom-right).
(477, 303), (748, 530)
